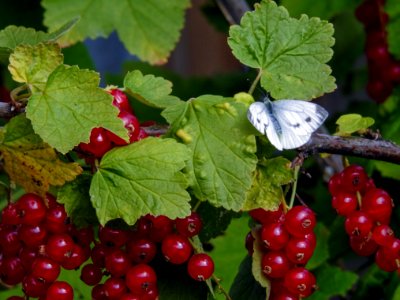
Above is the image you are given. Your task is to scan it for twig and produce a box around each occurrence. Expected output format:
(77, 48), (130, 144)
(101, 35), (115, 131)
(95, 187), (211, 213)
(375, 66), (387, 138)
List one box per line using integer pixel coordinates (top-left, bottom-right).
(214, 0), (251, 25)
(298, 133), (400, 165)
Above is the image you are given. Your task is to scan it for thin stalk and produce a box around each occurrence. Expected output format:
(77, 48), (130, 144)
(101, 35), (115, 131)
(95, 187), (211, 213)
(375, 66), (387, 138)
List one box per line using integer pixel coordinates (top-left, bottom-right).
(248, 69), (262, 95)
(288, 165), (300, 209)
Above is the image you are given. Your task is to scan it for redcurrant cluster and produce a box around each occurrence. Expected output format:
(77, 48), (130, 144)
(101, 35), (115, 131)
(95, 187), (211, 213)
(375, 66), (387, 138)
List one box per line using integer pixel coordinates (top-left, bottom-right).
(0, 193), (215, 299)
(355, 0), (400, 103)
(329, 165), (399, 272)
(0, 193), (93, 299)
(86, 211), (214, 299)
(78, 89), (148, 160)
(248, 205), (317, 299)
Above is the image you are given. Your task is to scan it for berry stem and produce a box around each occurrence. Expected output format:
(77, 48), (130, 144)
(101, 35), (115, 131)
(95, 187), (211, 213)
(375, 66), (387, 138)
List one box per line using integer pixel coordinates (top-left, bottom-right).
(288, 165), (300, 209)
(211, 274), (233, 300)
(248, 69), (262, 95)
(193, 200), (202, 212)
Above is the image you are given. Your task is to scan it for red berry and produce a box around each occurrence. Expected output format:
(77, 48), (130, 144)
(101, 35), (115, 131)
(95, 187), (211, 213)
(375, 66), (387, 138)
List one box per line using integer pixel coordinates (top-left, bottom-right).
(45, 233), (75, 263)
(125, 264), (157, 295)
(0, 256), (25, 285)
(45, 281), (74, 300)
(19, 224), (48, 247)
(375, 247), (398, 272)
(366, 79), (393, 103)
(0, 226), (22, 256)
(19, 246), (39, 270)
(284, 206), (316, 237)
(105, 249), (131, 277)
(99, 225), (129, 248)
(261, 223), (289, 251)
(332, 192), (358, 216)
(340, 165), (368, 193)
(61, 243), (87, 270)
(349, 235), (378, 256)
(175, 211), (203, 238)
(109, 89), (133, 113)
(285, 237), (315, 265)
(161, 234), (192, 264)
(80, 263), (103, 286)
(344, 211), (373, 237)
(261, 251), (291, 279)
(45, 204), (69, 234)
(79, 127), (113, 158)
(187, 253), (215, 281)
(379, 238), (400, 260)
(22, 274), (48, 297)
(328, 172), (342, 196)
(91, 243), (112, 268)
(92, 284), (108, 300)
(372, 224), (395, 247)
(126, 238), (157, 264)
(31, 257), (61, 282)
(146, 215), (174, 242)
(361, 188), (393, 224)
(249, 205), (284, 225)
(1, 203), (20, 225)
(103, 277), (127, 299)
(283, 267), (317, 297)
(16, 193), (47, 226)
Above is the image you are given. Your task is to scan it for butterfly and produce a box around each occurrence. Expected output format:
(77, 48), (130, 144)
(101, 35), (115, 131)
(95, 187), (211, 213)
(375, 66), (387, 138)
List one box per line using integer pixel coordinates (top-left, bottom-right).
(247, 97), (329, 150)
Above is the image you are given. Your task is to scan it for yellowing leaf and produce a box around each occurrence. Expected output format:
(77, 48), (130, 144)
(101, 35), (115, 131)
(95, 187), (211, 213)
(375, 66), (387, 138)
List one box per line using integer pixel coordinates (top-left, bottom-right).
(335, 113), (375, 136)
(243, 157), (293, 211)
(8, 43), (63, 92)
(0, 115), (82, 195)
(251, 228), (271, 299)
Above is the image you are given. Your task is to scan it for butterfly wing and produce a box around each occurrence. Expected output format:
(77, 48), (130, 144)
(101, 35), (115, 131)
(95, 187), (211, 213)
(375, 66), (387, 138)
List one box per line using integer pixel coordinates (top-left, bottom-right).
(247, 102), (284, 150)
(272, 100), (328, 149)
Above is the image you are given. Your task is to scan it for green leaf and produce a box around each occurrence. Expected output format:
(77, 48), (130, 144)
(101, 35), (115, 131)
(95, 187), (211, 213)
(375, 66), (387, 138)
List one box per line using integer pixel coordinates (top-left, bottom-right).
(387, 0), (400, 59)
(281, 0), (360, 20)
(229, 256), (267, 300)
(26, 64), (128, 154)
(0, 20), (78, 63)
(228, 0), (336, 100)
(243, 157), (293, 211)
(210, 215), (251, 293)
(42, 0), (190, 64)
(335, 113), (375, 136)
(306, 223), (330, 270)
(307, 264), (358, 300)
(57, 175), (97, 227)
(162, 95), (258, 211)
(124, 70), (181, 109)
(90, 137), (191, 225)
(198, 202), (240, 242)
(0, 115), (82, 196)
(8, 43), (63, 93)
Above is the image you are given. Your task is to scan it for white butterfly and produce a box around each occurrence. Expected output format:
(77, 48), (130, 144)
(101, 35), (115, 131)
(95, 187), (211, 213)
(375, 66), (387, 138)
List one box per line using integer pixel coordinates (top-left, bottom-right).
(247, 97), (328, 150)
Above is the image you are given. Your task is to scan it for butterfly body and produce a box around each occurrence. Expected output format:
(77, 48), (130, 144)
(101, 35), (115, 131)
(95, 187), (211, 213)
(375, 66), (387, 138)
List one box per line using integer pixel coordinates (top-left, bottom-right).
(247, 98), (328, 150)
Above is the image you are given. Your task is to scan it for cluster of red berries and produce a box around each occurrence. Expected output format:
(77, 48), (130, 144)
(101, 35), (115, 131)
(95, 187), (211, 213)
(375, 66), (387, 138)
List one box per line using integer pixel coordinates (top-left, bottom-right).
(78, 89), (148, 160)
(329, 165), (399, 272)
(247, 205), (317, 299)
(0, 193), (92, 299)
(86, 211), (214, 300)
(0, 193), (214, 299)
(355, 0), (400, 103)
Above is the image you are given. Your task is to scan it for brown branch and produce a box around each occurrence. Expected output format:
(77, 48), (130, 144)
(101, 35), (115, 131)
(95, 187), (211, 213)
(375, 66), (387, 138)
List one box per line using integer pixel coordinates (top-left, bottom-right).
(214, 0), (251, 25)
(299, 133), (400, 165)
